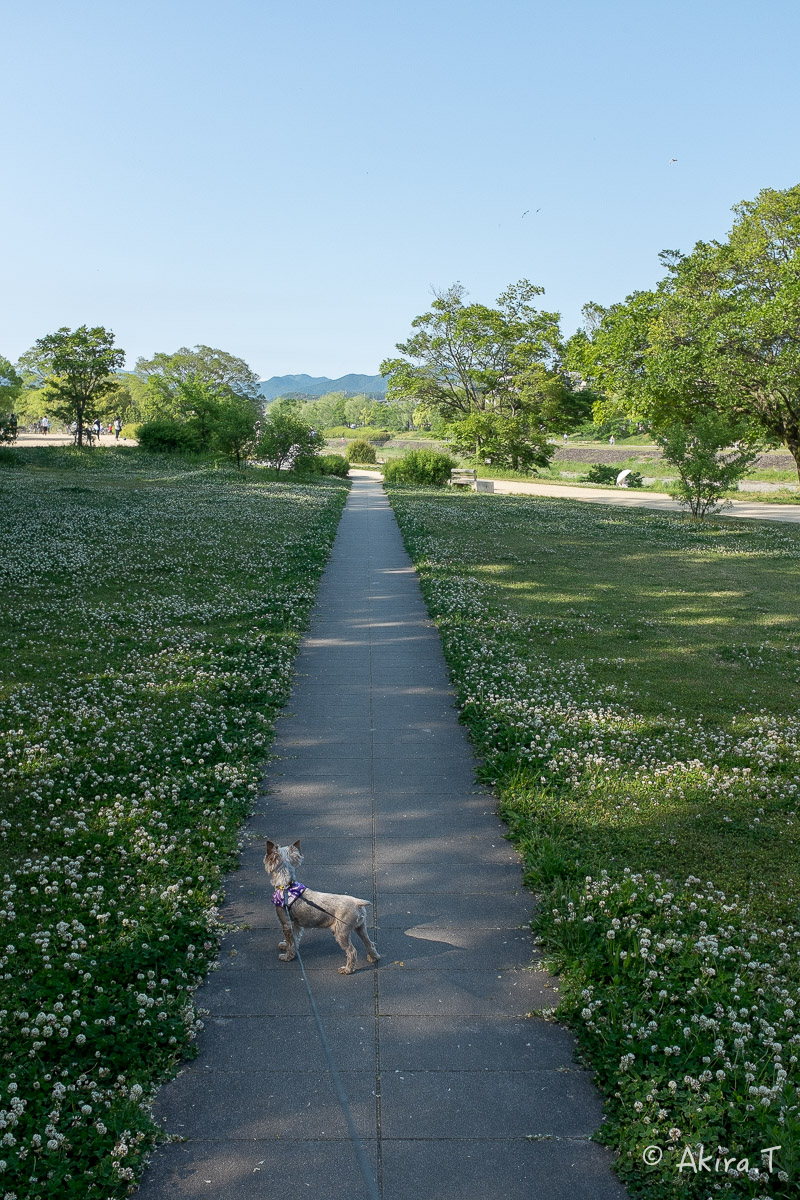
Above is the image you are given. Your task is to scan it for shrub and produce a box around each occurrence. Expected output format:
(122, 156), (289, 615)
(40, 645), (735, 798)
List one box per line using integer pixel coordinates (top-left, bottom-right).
(0, 446), (22, 467)
(310, 453), (350, 478)
(654, 415), (762, 517)
(120, 423), (139, 440)
(383, 448), (456, 486)
(136, 419), (202, 454)
(345, 439), (377, 464)
(580, 463), (645, 488)
(581, 463), (619, 484)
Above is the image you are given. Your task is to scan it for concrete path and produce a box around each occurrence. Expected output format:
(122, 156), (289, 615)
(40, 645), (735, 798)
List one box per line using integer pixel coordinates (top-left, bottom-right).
(135, 477), (627, 1200)
(484, 478), (800, 523)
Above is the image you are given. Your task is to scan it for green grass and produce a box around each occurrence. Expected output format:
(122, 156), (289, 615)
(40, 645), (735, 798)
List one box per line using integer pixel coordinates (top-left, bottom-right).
(387, 486), (800, 1198)
(0, 447), (348, 1198)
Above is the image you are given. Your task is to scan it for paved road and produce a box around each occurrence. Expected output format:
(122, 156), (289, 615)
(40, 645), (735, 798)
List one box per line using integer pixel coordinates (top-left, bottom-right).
(485, 479), (800, 523)
(135, 477), (626, 1199)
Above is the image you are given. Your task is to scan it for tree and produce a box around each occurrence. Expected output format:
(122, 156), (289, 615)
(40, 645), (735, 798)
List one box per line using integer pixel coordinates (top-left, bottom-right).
(655, 414), (762, 518)
(381, 281), (584, 471)
(578, 186), (800, 482)
(133, 345), (262, 420)
(445, 410), (552, 471)
(0, 356), (23, 412)
(213, 393), (259, 468)
(255, 410), (322, 471)
(175, 378), (222, 446)
(0, 357), (23, 442)
(27, 326), (125, 446)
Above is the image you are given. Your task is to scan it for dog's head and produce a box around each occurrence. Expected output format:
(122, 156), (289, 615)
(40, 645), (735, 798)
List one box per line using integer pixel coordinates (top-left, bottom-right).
(264, 838), (303, 882)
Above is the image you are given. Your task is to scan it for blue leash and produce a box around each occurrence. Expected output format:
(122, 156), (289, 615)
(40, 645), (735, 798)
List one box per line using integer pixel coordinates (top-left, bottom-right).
(281, 898), (381, 1200)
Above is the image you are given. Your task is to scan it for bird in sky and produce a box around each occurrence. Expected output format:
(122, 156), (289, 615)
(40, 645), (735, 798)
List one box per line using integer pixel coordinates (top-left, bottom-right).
(668, 157), (678, 165)
(521, 209), (530, 217)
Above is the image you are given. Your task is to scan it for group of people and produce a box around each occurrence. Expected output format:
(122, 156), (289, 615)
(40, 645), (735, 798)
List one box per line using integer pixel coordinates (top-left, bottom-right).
(68, 417), (123, 443)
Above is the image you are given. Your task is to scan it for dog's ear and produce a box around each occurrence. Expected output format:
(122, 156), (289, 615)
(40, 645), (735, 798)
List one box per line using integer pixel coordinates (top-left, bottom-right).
(265, 839), (276, 854)
(291, 839), (301, 853)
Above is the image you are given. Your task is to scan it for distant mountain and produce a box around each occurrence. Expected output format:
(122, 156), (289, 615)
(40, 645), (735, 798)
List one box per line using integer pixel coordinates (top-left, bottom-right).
(259, 373), (387, 400)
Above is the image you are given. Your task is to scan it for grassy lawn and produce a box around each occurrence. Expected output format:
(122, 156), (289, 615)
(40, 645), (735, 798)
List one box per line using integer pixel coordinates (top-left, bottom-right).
(387, 486), (800, 1198)
(0, 447), (348, 1198)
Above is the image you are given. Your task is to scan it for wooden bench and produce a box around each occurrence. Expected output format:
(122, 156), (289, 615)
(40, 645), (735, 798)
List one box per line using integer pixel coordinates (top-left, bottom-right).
(449, 468), (477, 488)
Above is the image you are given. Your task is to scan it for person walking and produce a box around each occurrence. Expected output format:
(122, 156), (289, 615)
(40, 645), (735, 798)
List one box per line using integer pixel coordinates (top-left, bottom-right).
(114, 417), (122, 440)
(41, 416), (50, 435)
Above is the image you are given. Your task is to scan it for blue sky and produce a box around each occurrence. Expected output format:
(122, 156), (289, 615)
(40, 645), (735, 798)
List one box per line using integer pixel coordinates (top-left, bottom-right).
(2, 0), (798, 379)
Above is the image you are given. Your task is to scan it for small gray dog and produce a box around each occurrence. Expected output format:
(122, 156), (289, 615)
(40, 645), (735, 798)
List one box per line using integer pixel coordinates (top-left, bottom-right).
(264, 839), (380, 975)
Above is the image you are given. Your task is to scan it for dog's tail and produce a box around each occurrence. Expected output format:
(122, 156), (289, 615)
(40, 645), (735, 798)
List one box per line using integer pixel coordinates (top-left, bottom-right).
(351, 898), (372, 908)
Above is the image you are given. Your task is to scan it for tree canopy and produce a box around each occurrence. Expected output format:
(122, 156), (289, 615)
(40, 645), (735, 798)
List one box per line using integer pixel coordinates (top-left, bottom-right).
(26, 326), (126, 446)
(133, 345), (262, 422)
(575, 185), (800, 480)
(381, 281), (589, 469)
(0, 355), (23, 414)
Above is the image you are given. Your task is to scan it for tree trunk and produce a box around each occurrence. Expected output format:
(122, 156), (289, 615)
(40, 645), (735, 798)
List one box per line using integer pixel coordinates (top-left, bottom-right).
(786, 422), (800, 485)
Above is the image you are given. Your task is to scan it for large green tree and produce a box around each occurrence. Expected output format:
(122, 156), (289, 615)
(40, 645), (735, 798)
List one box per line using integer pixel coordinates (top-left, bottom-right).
(134, 345), (262, 420)
(255, 410), (322, 471)
(381, 281), (588, 470)
(0, 355), (23, 412)
(25, 327), (126, 446)
(577, 185), (800, 481)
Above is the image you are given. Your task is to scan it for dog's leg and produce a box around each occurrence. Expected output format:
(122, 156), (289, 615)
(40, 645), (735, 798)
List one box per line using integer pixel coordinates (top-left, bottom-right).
(333, 924), (358, 974)
(276, 908), (297, 961)
(355, 919), (380, 964)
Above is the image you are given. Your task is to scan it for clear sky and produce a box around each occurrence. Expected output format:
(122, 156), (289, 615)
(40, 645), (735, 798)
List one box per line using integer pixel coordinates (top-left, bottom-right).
(2, 0), (798, 379)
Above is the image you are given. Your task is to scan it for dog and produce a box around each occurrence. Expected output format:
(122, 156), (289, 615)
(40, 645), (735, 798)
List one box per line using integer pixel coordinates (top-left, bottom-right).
(264, 839), (380, 975)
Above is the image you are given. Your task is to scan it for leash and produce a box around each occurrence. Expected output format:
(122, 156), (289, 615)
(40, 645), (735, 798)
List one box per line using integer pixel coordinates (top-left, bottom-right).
(280, 895), (381, 1200)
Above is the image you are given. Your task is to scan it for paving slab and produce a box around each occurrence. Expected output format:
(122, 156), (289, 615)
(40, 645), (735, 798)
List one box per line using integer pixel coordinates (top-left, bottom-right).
(143, 1141), (378, 1199)
(135, 477), (626, 1200)
(381, 1141), (629, 1200)
(379, 1068), (604, 1138)
(377, 1013), (578, 1070)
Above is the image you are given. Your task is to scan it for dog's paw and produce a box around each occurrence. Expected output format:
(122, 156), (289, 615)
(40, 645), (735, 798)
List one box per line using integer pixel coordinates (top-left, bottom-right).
(278, 941), (288, 951)
(278, 952), (295, 962)
(338, 964), (354, 975)
(367, 952), (380, 963)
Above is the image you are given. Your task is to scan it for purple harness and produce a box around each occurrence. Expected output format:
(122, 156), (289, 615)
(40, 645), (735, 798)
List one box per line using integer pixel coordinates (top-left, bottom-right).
(272, 881), (307, 909)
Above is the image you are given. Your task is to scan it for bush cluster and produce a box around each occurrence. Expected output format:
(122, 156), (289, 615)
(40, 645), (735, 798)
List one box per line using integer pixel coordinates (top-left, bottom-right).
(307, 453), (350, 478)
(383, 448), (456, 486)
(345, 439), (377, 464)
(135, 419), (201, 454)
